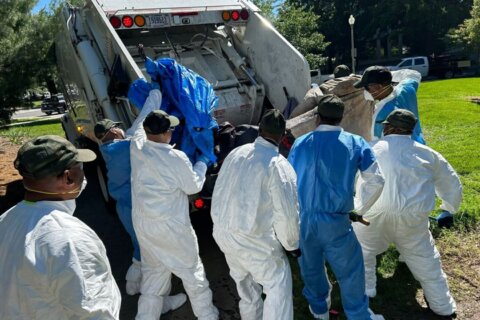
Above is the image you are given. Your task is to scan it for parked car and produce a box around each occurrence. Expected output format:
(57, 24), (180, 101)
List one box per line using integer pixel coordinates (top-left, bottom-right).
(41, 94), (67, 115)
(387, 55), (471, 79)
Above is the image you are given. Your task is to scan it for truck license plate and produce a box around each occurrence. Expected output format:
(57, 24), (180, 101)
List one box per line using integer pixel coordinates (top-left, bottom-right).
(149, 15), (169, 28)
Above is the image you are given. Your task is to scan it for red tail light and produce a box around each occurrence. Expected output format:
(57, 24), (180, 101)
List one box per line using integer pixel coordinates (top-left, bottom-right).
(231, 10), (240, 21)
(122, 15), (134, 28)
(240, 9), (249, 20)
(110, 16), (121, 28)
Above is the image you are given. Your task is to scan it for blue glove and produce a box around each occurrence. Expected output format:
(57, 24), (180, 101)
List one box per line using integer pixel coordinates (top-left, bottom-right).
(436, 211), (454, 229)
(197, 155), (210, 166)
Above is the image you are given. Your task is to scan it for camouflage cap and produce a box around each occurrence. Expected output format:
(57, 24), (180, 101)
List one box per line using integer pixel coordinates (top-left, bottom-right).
(353, 66), (392, 88)
(259, 109), (286, 135)
(382, 109), (417, 130)
(333, 64), (351, 78)
(14, 135), (96, 179)
(316, 94), (345, 119)
(94, 119), (121, 139)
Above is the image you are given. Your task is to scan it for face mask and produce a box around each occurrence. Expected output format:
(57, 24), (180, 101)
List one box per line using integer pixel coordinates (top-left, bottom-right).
(364, 90), (375, 101)
(24, 177), (87, 198)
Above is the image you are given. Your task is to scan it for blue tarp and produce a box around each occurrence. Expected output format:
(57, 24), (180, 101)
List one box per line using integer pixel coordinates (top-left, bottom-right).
(128, 58), (218, 164)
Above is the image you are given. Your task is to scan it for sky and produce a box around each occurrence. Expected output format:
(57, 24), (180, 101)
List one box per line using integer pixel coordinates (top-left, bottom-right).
(32, 0), (51, 14)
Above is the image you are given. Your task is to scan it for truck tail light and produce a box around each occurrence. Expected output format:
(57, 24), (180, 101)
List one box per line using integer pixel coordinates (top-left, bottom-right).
(109, 16), (121, 28)
(240, 9), (249, 20)
(134, 15), (146, 27)
(122, 15), (134, 28)
(222, 11), (231, 21)
(231, 10), (240, 21)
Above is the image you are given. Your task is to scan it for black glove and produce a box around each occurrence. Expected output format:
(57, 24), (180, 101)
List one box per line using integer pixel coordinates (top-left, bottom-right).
(437, 211), (454, 229)
(286, 248), (301, 258)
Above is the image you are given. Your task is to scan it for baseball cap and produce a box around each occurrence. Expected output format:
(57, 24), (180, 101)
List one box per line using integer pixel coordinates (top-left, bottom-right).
(353, 66), (392, 88)
(94, 119), (121, 139)
(259, 109), (286, 135)
(333, 64), (351, 78)
(14, 135), (96, 179)
(143, 110), (180, 134)
(316, 94), (345, 119)
(382, 109), (417, 130)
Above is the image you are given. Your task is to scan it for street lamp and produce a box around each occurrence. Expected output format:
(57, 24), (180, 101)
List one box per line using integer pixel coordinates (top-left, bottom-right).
(348, 14), (356, 74)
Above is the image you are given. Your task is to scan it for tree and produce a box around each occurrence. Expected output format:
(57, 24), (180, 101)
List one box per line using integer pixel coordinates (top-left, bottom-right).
(275, 2), (330, 69)
(0, 0), (63, 124)
(448, 0), (480, 61)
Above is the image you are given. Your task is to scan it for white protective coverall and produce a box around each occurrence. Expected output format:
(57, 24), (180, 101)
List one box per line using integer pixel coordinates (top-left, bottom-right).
(130, 91), (218, 320)
(211, 137), (300, 320)
(0, 200), (121, 319)
(353, 134), (462, 316)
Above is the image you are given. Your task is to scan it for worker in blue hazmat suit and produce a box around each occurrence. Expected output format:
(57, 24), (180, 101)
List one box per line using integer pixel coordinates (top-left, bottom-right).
(94, 87), (187, 313)
(353, 66), (425, 144)
(353, 109), (462, 317)
(0, 135), (121, 319)
(130, 106), (218, 320)
(211, 109), (300, 320)
(288, 94), (385, 320)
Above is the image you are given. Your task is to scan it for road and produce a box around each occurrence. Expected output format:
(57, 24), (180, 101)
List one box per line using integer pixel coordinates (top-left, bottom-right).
(76, 163), (240, 319)
(12, 108), (63, 120)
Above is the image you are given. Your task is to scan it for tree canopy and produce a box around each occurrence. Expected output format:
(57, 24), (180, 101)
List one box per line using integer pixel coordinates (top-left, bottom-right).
(448, 0), (480, 59)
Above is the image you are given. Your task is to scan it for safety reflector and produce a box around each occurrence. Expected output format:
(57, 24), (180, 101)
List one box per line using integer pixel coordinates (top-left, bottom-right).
(122, 15), (134, 28)
(110, 16), (121, 28)
(194, 198), (205, 209)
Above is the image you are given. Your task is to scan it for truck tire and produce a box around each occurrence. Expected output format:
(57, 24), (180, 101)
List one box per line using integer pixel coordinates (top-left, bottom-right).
(46, 111), (52, 115)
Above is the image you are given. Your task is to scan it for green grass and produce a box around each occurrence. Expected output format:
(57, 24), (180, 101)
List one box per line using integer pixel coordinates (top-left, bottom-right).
(292, 77), (480, 319)
(0, 118), (64, 144)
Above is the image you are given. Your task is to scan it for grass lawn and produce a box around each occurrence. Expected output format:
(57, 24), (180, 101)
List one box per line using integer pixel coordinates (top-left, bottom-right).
(292, 77), (480, 319)
(0, 118), (64, 144)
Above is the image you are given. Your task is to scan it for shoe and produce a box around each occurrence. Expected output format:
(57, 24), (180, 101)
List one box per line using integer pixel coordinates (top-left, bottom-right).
(366, 288), (377, 298)
(309, 305), (329, 320)
(162, 293), (187, 314)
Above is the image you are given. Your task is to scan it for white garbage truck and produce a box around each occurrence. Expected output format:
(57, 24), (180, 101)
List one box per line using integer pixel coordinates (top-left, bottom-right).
(55, 0), (312, 203)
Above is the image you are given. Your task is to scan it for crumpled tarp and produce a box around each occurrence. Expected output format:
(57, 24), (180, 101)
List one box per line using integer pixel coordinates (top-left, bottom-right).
(128, 57), (218, 164)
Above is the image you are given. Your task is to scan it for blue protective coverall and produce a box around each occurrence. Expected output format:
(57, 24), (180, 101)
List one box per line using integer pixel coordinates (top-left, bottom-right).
(288, 125), (384, 319)
(373, 77), (425, 144)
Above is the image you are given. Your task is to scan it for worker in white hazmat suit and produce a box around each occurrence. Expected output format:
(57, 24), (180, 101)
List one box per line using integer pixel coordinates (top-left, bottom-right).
(288, 94), (385, 320)
(94, 88), (187, 313)
(353, 109), (462, 317)
(130, 100), (218, 319)
(0, 135), (121, 319)
(211, 109), (300, 320)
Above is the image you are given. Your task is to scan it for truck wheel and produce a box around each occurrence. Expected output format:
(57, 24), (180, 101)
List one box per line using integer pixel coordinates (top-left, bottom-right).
(444, 70), (454, 79)
(46, 111), (52, 115)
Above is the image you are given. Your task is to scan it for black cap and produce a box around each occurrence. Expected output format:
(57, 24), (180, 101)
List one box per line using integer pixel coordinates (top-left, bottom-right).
(333, 64), (351, 78)
(259, 109), (286, 135)
(316, 94), (345, 119)
(14, 135), (96, 179)
(94, 119), (121, 139)
(143, 110), (180, 134)
(382, 109), (417, 130)
(353, 66), (392, 88)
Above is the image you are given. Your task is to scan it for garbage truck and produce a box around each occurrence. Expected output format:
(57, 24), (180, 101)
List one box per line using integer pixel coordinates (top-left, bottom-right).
(55, 0), (312, 204)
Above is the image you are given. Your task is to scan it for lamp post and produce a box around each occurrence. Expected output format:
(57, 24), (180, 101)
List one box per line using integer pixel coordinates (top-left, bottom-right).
(348, 14), (356, 74)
